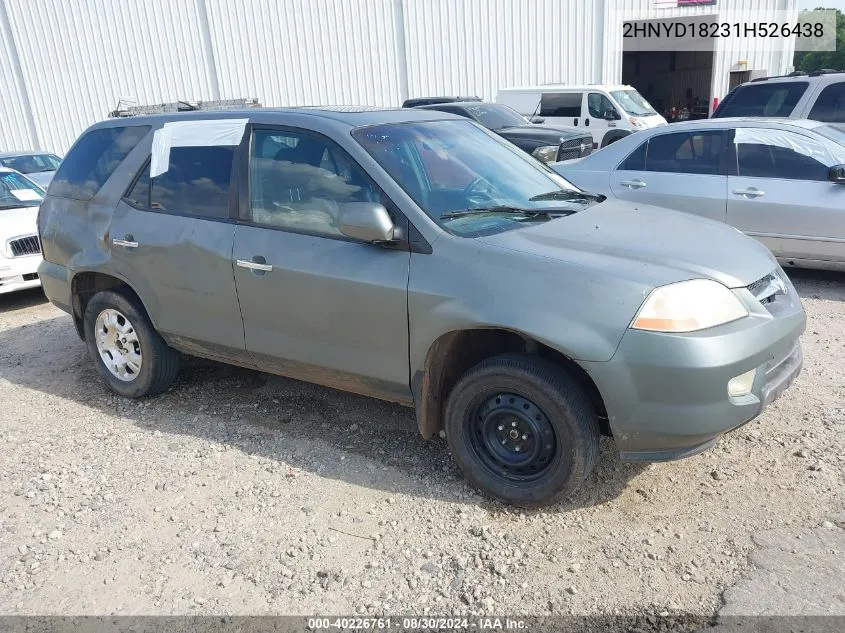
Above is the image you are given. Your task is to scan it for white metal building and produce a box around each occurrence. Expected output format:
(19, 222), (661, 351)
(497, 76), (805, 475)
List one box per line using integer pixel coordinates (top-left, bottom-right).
(0, 0), (797, 154)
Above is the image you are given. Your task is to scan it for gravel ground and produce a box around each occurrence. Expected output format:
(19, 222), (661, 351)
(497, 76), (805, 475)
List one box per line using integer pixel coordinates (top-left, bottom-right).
(0, 269), (842, 617)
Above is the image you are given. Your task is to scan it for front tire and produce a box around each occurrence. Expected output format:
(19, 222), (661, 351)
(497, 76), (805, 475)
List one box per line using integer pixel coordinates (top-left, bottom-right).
(83, 289), (179, 398)
(444, 354), (600, 507)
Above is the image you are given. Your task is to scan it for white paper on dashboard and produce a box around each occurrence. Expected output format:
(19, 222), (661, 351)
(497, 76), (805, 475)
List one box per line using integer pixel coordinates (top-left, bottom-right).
(10, 189), (42, 202)
(150, 119), (248, 177)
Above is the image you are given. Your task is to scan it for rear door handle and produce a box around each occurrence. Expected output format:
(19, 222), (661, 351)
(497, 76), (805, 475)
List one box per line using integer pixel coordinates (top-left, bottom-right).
(112, 235), (138, 248)
(236, 258), (273, 272)
(620, 179), (646, 189)
(732, 188), (765, 198)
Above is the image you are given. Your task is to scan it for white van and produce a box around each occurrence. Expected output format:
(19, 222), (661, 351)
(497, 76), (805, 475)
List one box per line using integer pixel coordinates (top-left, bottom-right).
(497, 85), (667, 149)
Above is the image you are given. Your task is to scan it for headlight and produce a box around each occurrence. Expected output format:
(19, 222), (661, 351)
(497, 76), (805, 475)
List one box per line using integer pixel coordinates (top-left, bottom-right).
(629, 117), (647, 129)
(531, 145), (559, 163)
(631, 279), (748, 333)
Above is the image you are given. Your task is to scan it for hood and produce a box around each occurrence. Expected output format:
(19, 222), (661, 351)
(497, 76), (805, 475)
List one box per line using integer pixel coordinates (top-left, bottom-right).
(0, 205), (40, 242)
(479, 198), (777, 289)
(497, 125), (590, 144)
(24, 171), (54, 188)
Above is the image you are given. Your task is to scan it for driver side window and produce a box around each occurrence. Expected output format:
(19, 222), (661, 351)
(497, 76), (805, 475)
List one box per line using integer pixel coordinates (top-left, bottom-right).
(249, 129), (380, 237)
(588, 93), (615, 119)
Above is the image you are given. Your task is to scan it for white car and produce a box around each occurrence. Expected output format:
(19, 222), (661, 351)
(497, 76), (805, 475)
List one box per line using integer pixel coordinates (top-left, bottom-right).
(496, 84), (667, 149)
(0, 151), (62, 188)
(0, 167), (44, 294)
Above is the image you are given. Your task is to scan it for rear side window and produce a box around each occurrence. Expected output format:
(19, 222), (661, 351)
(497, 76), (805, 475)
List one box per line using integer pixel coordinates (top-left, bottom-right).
(540, 93), (582, 117)
(49, 126), (150, 200)
(124, 146), (234, 219)
(808, 82), (845, 123)
(712, 82), (808, 118)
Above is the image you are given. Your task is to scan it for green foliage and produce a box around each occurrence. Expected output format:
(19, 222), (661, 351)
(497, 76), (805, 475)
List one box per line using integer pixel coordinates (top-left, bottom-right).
(793, 9), (845, 72)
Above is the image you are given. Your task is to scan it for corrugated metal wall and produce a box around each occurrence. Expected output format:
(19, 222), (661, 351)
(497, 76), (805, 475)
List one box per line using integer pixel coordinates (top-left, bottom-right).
(0, 0), (798, 154)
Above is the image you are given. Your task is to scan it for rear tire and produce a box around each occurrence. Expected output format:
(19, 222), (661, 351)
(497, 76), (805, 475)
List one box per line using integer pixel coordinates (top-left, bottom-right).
(444, 353), (600, 507)
(83, 289), (179, 398)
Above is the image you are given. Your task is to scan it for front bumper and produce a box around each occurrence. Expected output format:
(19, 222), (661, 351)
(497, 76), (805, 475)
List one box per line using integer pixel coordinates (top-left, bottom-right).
(0, 255), (42, 295)
(582, 281), (806, 461)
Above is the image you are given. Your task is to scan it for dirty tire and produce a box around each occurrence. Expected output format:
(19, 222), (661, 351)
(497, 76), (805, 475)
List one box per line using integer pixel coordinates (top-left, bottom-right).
(444, 353), (599, 507)
(83, 289), (180, 398)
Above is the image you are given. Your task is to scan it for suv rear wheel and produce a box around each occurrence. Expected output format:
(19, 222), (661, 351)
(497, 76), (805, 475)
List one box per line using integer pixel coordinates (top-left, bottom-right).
(444, 353), (599, 506)
(83, 289), (179, 398)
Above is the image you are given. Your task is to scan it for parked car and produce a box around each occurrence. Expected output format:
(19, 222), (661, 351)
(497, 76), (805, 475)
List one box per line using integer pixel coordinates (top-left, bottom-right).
(0, 151), (62, 188)
(713, 70), (844, 123)
(408, 100), (593, 162)
(497, 84), (668, 149)
(38, 108), (804, 506)
(1, 167), (44, 294)
(551, 118), (845, 272)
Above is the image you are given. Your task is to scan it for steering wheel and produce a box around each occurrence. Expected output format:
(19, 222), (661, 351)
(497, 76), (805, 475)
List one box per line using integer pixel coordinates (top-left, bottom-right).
(463, 176), (496, 206)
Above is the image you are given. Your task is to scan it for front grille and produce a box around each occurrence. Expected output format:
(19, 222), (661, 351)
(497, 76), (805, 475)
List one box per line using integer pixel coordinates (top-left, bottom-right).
(8, 235), (41, 257)
(747, 270), (786, 305)
(557, 136), (594, 161)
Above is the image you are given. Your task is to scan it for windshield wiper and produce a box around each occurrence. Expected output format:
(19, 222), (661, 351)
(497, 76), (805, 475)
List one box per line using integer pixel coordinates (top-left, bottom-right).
(440, 206), (575, 220)
(528, 189), (606, 203)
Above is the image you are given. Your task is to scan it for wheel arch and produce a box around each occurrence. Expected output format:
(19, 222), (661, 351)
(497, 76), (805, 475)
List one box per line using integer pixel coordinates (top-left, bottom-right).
(601, 129), (632, 148)
(413, 327), (608, 440)
(70, 271), (154, 340)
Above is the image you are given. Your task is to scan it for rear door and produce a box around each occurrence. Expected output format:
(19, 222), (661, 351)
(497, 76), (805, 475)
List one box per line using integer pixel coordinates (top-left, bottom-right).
(608, 129), (729, 223)
(231, 126), (411, 403)
(727, 126), (845, 263)
(109, 145), (250, 364)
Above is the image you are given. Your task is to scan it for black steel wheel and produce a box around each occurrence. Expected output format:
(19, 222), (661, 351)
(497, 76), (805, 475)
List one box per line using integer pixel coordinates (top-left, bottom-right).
(444, 353), (600, 506)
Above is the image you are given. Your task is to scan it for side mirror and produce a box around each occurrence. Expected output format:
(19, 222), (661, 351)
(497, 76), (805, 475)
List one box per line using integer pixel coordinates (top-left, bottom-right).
(338, 202), (395, 243)
(530, 116), (545, 124)
(829, 164), (845, 184)
(603, 109), (620, 121)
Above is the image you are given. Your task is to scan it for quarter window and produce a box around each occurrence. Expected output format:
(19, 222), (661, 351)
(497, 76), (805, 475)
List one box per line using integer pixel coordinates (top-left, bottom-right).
(539, 93), (582, 118)
(734, 127), (837, 181)
(249, 129), (380, 237)
(808, 82), (845, 123)
(49, 126), (150, 200)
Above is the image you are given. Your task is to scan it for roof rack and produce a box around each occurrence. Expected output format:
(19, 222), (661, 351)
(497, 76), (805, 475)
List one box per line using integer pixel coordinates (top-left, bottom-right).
(751, 69), (844, 82)
(808, 69), (845, 76)
(108, 98), (261, 118)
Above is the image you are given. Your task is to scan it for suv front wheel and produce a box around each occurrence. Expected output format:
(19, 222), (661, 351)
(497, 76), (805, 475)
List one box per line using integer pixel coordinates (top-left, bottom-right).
(444, 353), (600, 507)
(83, 289), (180, 398)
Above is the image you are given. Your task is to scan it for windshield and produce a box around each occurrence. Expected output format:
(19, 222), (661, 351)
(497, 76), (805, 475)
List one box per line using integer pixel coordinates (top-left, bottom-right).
(816, 124), (845, 147)
(610, 90), (657, 116)
(464, 104), (528, 130)
(0, 171), (44, 208)
(352, 120), (593, 237)
(0, 153), (61, 174)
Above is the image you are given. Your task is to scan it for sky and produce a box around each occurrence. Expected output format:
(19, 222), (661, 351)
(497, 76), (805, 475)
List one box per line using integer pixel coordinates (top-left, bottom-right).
(797, 0), (845, 10)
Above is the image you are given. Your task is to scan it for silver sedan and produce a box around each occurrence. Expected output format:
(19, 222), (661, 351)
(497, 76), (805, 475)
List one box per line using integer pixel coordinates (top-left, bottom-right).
(552, 118), (845, 272)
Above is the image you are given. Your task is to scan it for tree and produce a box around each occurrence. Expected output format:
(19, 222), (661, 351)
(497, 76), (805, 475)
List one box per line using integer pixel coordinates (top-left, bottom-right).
(793, 9), (845, 72)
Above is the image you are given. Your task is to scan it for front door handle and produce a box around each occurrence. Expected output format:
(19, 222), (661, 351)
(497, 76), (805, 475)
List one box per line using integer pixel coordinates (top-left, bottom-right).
(236, 258), (273, 272)
(113, 234), (138, 248)
(732, 188), (765, 198)
(620, 179), (647, 189)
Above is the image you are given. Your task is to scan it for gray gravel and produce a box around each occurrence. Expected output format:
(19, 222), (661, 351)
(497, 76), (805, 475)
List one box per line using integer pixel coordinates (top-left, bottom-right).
(0, 269), (842, 616)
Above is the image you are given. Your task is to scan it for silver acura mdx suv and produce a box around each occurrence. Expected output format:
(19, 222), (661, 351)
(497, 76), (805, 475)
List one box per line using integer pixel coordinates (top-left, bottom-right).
(37, 107), (805, 506)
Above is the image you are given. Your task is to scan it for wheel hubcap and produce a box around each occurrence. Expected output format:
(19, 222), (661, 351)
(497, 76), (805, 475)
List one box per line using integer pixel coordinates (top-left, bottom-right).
(470, 393), (557, 482)
(94, 308), (142, 382)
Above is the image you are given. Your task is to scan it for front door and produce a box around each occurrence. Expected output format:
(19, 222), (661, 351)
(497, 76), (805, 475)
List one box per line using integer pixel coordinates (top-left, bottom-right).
(232, 127), (411, 403)
(727, 126), (845, 264)
(109, 146), (250, 364)
(609, 129), (729, 223)
(586, 92), (616, 147)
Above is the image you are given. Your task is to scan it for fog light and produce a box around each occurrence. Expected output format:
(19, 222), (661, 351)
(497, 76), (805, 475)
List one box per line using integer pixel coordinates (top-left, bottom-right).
(728, 369), (757, 397)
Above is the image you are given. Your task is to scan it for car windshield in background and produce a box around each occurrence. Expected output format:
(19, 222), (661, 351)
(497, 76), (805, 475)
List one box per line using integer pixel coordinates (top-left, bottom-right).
(816, 124), (845, 146)
(610, 90), (657, 116)
(464, 104), (528, 130)
(0, 171), (44, 208)
(353, 120), (592, 237)
(714, 82), (808, 118)
(0, 153), (61, 174)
